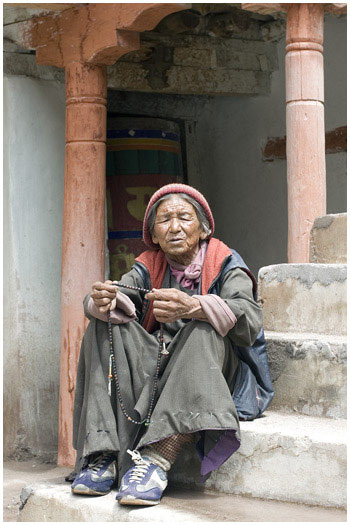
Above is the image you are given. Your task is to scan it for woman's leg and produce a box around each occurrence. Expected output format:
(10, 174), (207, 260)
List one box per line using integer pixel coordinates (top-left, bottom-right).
(72, 318), (159, 483)
(136, 320), (240, 452)
(141, 433), (197, 471)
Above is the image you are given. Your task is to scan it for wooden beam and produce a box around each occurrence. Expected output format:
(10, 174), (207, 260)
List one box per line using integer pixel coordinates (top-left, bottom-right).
(324, 3), (347, 15)
(242, 3), (347, 16)
(241, 3), (286, 15)
(262, 126), (347, 160)
(5, 3), (76, 9)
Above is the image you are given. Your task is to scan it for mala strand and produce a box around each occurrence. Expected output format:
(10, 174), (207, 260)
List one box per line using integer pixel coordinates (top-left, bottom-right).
(107, 281), (168, 426)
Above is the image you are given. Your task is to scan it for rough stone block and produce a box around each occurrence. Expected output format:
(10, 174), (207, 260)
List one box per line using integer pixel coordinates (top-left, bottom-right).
(107, 62), (150, 91)
(258, 264), (347, 335)
(216, 49), (262, 70)
(205, 10), (262, 41)
(108, 62), (271, 95)
(173, 48), (217, 68)
(166, 67), (270, 95)
(265, 331), (346, 418)
(310, 213), (347, 264)
(170, 411), (347, 508)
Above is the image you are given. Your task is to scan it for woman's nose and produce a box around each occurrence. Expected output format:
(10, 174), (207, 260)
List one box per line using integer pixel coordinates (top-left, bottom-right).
(169, 217), (181, 232)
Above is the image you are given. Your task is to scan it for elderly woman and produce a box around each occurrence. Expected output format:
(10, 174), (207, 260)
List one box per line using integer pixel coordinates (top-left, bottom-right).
(71, 183), (270, 506)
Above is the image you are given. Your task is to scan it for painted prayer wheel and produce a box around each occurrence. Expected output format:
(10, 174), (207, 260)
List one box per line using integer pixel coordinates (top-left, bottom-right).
(106, 117), (184, 280)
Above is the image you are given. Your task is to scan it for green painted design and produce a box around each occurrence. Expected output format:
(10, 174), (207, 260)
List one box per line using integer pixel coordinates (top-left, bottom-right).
(106, 152), (115, 176)
(159, 150), (175, 175)
(107, 150), (182, 176)
(115, 150), (139, 175)
(139, 150), (159, 174)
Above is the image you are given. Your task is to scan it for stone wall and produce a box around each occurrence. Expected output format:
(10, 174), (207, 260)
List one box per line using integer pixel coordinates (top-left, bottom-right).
(4, 76), (66, 460)
(108, 6), (281, 96)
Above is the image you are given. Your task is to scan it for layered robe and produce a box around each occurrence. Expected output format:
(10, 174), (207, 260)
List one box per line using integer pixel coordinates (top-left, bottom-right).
(72, 239), (262, 484)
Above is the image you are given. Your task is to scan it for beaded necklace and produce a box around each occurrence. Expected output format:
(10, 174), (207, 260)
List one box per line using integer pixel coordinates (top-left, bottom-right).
(107, 281), (169, 427)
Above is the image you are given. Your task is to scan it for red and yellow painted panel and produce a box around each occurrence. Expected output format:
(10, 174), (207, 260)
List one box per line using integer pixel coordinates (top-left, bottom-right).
(106, 125), (183, 280)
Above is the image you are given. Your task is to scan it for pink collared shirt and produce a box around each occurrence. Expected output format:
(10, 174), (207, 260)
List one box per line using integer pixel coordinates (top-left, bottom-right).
(166, 241), (237, 337)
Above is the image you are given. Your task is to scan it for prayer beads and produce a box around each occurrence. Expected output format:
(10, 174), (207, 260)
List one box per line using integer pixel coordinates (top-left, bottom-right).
(107, 281), (168, 426)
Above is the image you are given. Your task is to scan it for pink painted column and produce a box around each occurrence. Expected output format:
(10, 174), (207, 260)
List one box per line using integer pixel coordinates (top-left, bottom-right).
(58, 62), (107, 466)
(286, 4), (326, 262)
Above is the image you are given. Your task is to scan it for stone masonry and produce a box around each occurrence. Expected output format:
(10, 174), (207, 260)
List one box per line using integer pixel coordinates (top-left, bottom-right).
(4, 5), (282, 96)
(110, 6), (281, 95)
(309, 212), (347, 264)
(259, 213), (347, 421)
(169, 213), (347, 508)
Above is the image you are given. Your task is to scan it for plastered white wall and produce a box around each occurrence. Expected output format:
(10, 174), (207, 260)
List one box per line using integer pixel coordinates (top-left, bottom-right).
(4, 76), (65, 458)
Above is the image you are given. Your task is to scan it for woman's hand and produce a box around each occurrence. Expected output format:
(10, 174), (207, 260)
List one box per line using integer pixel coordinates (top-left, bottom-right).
(91, 280), (118, 313)
(145, 288), (203, 323)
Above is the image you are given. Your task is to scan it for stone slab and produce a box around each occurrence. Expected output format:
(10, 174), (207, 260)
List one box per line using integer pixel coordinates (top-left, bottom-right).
(19, 484), (206, 522)
(265, 331), (347, 418)
(310, 213), (347, 264)
(107, 62), (271, 95)
(170, 411), (347, 509)
(258, 264), (347, 335)
(12, 460), (347, 522)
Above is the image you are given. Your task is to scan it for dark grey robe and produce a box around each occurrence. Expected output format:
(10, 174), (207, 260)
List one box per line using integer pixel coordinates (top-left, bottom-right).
(72, 266), (262, 484)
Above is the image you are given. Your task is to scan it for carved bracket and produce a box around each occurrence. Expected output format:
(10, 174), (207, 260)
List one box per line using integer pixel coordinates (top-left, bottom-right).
(19, 3), (189, 67)
(242, 3), (347, 16)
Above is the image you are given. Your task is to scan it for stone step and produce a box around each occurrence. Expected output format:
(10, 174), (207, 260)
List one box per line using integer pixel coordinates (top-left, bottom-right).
(15, 459), (347, 522)
(310, 213), (347, 264)
(265, 331), (347, 419)
(258, 263), (346, 335)
(169, 411), (346, 509)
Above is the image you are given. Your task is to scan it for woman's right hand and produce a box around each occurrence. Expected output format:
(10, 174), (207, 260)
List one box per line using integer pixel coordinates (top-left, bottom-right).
(91, 280), (118, 313)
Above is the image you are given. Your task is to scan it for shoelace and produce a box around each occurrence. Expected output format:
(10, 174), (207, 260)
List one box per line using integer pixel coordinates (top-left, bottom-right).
(127, 449), (150, 483)
(87, 453), (111, 473)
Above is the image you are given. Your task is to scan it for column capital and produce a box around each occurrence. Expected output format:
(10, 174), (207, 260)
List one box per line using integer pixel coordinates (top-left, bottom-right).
(286, 4), (324, 46)
(241, 4), (286, 15)
(242, 3), (346, 16)
(20, 3), (189, 68)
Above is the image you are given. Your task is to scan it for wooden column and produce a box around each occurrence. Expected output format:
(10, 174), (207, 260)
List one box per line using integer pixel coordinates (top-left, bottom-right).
(286, 3), (326, 262)
(18, 2), (196, 467)
(58, 62), (107, 466)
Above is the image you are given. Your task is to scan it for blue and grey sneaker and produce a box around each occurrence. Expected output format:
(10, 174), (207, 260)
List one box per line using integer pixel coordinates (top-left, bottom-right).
(71, 452), (117, 496)
(116, 449), (168, 506)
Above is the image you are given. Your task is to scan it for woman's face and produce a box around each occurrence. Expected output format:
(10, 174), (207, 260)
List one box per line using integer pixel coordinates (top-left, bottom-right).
(151, 195), (207, 264)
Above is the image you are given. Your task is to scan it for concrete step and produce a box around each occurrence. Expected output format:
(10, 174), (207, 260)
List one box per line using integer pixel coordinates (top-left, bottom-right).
(310, 213), (347, 264)
(169, 411), (346, 509)
(265, 331), (347, 419)
(258, 263), (346, 335)
(13, 460), (347, 522)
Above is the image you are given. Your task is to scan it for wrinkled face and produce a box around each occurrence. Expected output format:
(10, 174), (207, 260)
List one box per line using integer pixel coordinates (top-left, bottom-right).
(151, 195), (207, 263)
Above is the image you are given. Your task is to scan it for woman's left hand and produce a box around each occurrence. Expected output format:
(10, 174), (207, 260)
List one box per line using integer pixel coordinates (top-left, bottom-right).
(145, 288), (202, 323)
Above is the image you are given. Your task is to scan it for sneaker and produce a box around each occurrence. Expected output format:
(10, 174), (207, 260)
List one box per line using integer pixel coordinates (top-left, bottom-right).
(71, 452), (117, 496)
(116, 449), (168, 506)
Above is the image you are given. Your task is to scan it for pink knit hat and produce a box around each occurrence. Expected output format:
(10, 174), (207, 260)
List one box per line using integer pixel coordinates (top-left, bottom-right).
(143, 183), (215, 249)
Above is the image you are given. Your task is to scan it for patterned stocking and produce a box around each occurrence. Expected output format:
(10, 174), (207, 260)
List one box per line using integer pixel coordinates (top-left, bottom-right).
(141, 433), (196, 471)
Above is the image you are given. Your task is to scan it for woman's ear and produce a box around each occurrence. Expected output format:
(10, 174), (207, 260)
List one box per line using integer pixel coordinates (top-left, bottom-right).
(199, 231), (207, 240)
(151, 232), (159, 245)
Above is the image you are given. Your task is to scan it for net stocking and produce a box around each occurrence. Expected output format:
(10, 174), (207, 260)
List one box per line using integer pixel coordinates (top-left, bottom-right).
(141, 433), (196, 471)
